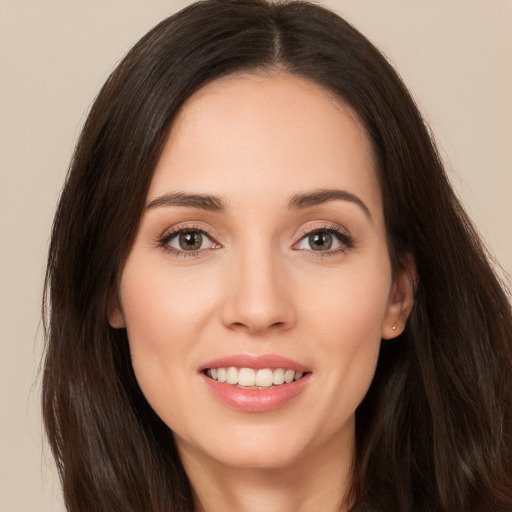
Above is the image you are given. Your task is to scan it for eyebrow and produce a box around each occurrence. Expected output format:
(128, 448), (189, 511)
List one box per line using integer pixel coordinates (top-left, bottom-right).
(146, 188), (371, 220)
(288, 189), (372, 220)
(146, 192), (226, 212)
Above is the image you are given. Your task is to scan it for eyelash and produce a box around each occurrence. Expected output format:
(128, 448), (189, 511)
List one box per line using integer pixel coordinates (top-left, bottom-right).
(156, 223), (354, 258)
(156, 224), (219, 258)
(293, 224), (355, 257)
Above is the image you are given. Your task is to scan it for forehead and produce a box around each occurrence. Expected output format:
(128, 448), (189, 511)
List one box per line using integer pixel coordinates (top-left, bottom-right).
(149, 72), (382, 219)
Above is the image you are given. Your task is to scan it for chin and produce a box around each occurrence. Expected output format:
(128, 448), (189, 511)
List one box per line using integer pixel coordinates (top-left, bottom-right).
(176, 419), (335, 473)
(207, 442), (305, 471)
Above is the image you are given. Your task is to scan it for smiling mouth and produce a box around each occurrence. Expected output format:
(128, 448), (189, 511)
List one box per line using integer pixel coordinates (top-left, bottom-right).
(204, 367), (308, 389)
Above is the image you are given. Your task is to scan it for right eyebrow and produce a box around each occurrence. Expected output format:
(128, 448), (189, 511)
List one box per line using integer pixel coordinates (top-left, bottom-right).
(146, 192), (226, 212)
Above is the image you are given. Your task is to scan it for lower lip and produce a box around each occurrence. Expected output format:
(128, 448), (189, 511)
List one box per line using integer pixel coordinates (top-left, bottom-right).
(201, 373), (311, 412)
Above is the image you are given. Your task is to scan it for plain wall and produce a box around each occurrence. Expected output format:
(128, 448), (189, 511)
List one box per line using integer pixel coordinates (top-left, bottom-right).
(1, 1), (510, 510)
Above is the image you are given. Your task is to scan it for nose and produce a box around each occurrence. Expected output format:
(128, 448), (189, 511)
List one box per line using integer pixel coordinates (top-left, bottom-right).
(220, 244), (296, 335)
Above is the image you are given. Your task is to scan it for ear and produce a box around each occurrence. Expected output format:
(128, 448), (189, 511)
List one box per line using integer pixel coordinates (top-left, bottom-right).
(107, 289), (126, 329)
(381, 253), (416, 340)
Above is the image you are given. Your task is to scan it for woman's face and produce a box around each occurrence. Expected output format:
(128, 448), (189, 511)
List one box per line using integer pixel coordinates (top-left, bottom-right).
(110, 72), (412, 472)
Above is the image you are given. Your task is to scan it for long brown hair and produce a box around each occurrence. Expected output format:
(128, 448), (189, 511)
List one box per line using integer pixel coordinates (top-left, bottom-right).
(42, 1), (512, 510)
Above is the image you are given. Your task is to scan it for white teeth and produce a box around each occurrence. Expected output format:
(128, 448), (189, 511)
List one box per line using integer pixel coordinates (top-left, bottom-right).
(206, 367), (306, 387)
(272, 368), (285, 385)
(255, 369), (274, 387)
(226, 366), (238, 384)
(284, 369), (295, 383)
(238, 368), (256, 387)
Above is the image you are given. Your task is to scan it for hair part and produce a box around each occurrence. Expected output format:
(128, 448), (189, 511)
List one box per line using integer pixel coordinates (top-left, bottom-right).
(43, 1), (512, 511)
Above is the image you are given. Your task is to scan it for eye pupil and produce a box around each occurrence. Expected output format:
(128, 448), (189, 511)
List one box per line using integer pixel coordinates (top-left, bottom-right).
(309, 232), (332, 251)
(179, 231), (202, 250)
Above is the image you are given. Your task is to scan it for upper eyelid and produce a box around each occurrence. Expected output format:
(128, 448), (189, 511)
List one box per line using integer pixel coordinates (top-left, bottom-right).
(294, 222), (351, 240)
(292, 223), (354, 252)
(156, 225), (220, 258)
(156, 221), (352, 247)
(158, 223), (217, 240)
(156, 225), (220, 255)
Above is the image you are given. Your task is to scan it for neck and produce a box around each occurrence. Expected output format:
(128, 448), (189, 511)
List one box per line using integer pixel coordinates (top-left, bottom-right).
(179, 433), (354, 512)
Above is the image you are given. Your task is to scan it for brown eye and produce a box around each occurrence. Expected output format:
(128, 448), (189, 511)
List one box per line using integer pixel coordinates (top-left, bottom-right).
(308, 231), (333, 251)
(294, 227), (353, 254)
(161, 228), (218, 254)
(178, 230), (203, 251)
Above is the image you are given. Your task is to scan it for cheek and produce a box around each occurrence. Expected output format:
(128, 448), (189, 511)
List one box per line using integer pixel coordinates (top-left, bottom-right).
(301, 257), (392, 402)
(301, 255), (392, 339)
(120, 254), (217, 340)
(118, 255), (218, 395)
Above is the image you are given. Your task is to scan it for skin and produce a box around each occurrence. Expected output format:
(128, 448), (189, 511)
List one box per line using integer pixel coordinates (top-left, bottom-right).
(110, 72), (415, 512)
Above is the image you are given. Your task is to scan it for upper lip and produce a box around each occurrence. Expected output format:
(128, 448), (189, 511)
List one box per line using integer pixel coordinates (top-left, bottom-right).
(199, 354), (310, 373)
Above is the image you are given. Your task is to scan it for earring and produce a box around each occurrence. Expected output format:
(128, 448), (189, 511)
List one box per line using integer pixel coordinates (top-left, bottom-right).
(392, 323), (397, 331)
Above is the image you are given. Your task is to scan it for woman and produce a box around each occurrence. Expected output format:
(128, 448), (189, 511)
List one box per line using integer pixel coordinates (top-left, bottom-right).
(42, 1), (512, 511)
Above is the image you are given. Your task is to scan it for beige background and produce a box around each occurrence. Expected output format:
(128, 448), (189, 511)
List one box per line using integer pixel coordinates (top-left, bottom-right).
(1, 1), (510, 510)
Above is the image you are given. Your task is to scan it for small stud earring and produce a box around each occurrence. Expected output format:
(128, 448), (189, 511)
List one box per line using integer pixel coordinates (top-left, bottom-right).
(392, 323), (397, 331)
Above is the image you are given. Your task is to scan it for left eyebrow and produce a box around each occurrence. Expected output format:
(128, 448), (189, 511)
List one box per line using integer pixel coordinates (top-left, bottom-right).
(288, 189), (372, 221)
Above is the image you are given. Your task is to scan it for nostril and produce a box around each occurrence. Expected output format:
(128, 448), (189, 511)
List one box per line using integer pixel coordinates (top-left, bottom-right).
(228, 320), (287, 333)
